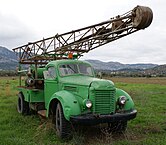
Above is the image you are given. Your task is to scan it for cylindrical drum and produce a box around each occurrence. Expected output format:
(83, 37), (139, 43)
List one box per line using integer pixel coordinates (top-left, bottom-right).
(132, 6), (153, 29)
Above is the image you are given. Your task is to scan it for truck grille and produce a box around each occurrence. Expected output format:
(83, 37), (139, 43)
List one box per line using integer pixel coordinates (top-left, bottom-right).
(94, 90), (115, 114)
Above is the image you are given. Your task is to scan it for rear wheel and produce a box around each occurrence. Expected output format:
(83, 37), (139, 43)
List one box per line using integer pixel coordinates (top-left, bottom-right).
(109, 121), (127, 133)
(53, 102), (71, 139)
(17, 92), (30, 115)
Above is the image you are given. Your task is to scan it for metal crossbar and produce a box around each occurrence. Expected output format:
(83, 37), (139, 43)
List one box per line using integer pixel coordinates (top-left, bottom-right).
(13, 5), (153, 65)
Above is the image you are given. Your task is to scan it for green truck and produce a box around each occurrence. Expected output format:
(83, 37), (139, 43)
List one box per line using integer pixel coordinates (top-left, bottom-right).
(13, 5), (153, 139)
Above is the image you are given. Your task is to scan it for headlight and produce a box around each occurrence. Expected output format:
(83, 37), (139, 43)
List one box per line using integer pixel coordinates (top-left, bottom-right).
(86, 100), (92, 108)
(118, 96), (126, 105)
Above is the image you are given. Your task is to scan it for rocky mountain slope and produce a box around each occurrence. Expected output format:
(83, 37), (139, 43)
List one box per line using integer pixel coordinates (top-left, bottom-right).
(0, 47), (165, 76)
(86, 59), (158, 71)
(0, 46), (17, 70)
(144, 64), (166, 76)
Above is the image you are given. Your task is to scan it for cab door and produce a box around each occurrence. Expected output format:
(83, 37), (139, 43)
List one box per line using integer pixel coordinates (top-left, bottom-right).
(44, 66), (58, 108)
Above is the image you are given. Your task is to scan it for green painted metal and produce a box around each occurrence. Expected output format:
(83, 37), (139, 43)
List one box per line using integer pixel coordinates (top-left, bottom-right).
(115, 88), (135, 110)
(44, 79), (58, 108)
(16, 59), (136, 122)
(31, 65), (46, 78)
(93, 89), (116, 114)
(46, 90), (81, 120)
(19, 88), (44, 102)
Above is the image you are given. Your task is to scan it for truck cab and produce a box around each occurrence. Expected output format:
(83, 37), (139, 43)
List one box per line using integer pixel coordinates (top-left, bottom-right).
(17, 59), (137, 139)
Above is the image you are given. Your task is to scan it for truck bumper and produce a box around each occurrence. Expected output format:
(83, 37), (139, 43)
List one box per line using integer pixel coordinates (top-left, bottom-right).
(70, 109), (137, 125)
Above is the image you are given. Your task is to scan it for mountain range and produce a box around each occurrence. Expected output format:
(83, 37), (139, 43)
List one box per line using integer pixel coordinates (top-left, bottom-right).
(0, 46), (17, 70)
(86, 60), (157, 71)
(0, 46), (165, 76)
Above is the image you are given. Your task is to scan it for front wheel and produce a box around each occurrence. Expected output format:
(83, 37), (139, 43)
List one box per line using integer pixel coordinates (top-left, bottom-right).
(17, 92), (30, 115)
(54, 102), (71, 139)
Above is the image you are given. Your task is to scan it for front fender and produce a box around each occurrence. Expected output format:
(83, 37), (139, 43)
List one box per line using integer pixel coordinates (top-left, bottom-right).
(116, 88), (135, 110)
(47, 90), (81, 121)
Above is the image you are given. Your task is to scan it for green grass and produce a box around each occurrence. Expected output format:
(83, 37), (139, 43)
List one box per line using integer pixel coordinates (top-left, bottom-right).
(0, 77), (166, 145)
(114, 82), (166, 145)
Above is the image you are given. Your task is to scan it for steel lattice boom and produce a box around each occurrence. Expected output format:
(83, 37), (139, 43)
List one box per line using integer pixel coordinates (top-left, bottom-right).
(13, 5), (153, 65)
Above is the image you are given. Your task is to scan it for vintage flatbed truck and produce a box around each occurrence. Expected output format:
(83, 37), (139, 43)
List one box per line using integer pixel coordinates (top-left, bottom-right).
(13, 5), (153, 139)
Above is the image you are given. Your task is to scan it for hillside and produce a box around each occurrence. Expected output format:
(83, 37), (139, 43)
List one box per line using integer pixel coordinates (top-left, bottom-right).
(86, 59), (158, 71)
(0, 46), (165, 77)
(86, 60), (166, 77)
(144, 65), (166, 76)
(0, 46), (17, 70)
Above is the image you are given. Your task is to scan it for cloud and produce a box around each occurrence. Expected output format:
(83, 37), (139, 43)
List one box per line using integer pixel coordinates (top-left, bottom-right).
(0, 0), (165, 64)
(0, 13), (37, 48)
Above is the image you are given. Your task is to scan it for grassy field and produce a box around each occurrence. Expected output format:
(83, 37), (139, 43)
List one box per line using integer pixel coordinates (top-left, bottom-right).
(0, 77), (166, 145)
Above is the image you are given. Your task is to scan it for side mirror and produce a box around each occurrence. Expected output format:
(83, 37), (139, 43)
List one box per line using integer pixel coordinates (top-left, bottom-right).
(43, 71), (49, 79)
(98, 72), (102, 79)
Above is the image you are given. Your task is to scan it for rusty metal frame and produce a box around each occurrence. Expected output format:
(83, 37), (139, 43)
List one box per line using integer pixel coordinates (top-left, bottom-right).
(13, 10), (137, 65)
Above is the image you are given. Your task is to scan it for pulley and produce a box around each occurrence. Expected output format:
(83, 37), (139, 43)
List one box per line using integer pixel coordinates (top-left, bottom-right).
(132, 5), (153, 29)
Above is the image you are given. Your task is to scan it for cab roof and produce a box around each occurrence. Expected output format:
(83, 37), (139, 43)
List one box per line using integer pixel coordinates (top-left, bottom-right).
(46, 59), (92, 68)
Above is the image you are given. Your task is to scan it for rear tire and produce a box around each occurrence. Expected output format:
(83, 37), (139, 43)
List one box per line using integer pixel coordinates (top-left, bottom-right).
(17, 92), (30, 115)
(54, 102), (71, 139)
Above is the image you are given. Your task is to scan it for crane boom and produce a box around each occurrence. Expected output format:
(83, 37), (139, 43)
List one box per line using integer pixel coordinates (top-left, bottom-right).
(13, 5), (153, 65)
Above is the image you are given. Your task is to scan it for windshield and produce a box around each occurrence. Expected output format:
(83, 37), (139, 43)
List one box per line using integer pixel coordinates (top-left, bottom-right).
(59, 63), (94, 76)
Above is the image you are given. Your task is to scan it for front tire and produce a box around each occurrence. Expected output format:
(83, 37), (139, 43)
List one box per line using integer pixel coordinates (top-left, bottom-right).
(17, 92), (30, 115)
(54, 102), (71, 139)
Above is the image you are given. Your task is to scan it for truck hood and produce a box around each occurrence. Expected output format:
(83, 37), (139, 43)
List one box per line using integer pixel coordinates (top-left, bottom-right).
(60, 76), (115, 89)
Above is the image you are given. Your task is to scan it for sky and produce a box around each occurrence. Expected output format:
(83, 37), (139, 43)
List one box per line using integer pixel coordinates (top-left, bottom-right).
(0, 0), (165, 64)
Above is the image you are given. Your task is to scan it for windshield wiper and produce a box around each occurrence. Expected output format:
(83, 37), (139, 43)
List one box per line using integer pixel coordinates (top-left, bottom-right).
(67, 65), (78, 73)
